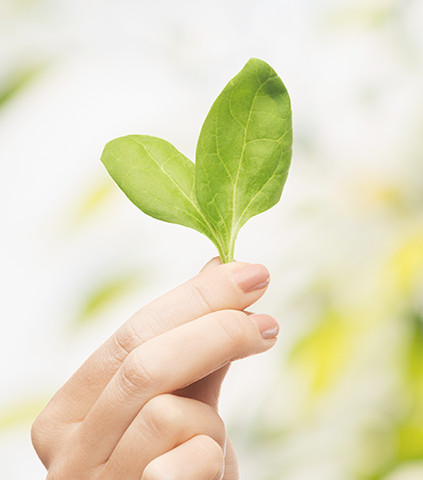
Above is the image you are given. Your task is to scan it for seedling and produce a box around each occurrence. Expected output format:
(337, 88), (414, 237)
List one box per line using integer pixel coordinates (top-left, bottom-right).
(101, 58), (292, 263)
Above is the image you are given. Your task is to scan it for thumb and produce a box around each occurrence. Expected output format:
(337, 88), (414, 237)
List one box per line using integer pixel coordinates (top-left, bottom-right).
(174, 363), (230, 410)
(200, 256), (224, 272)
(174, 364), (231, 409)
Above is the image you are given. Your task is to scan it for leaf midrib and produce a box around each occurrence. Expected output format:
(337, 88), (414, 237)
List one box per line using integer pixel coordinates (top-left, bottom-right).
(229, 74), (278, 246)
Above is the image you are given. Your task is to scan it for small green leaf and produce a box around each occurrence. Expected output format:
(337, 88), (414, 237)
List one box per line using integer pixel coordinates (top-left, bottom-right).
(195, 58), (292, 262)
(100, 59), (292, 262)
(101, 135), (220, 248)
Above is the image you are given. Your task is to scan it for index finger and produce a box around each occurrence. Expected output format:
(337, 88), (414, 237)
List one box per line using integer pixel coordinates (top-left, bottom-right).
(48, 260), (270, 421)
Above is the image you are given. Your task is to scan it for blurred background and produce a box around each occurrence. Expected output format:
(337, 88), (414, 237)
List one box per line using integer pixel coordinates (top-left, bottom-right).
(1, 0), (422, 478)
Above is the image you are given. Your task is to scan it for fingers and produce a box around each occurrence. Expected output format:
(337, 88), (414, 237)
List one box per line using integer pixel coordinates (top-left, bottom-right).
(120, 261), (270, 350)
(200, 256), (222, 272)
(52, 260), (270, 421)
(78, 310), (279, 464)
(141, 434), (224, 480)
(101, 394), (226, 480)
(176, 256), (226, 408)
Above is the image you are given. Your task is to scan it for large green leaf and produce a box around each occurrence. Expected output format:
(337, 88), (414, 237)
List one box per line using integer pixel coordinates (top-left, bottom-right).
(100, 59), (292, 262)
(195, 58), (292, 261)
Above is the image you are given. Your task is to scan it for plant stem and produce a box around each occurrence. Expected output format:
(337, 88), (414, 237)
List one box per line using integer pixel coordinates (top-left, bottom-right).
(216, 237), (236, 263)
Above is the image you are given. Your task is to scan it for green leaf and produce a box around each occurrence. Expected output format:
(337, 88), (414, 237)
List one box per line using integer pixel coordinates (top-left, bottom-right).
(101, 135), (219, 244)
(100, 59), (292, 262)
(195, 58), (292, 261)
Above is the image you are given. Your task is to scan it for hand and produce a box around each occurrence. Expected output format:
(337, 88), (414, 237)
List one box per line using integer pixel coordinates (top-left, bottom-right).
(31, 258), (279, 479)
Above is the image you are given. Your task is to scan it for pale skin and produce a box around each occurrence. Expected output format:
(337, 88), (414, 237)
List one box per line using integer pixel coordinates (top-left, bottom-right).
(31, 258), (279, 479)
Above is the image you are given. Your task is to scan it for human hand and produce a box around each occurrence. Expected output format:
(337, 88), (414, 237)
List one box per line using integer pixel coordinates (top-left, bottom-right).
(31, 258), (279, 479)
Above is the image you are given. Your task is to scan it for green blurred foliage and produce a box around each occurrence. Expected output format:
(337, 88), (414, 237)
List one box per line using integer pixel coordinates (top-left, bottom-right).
(70, 179), (116, 228)
(328, 0), (413, 29)
(290, 305), (357, 396)
(0, 64), (45, 110)
(76, 272), (143, 327)
(390, 233), (423, 298)
(0, 396), (48, 431)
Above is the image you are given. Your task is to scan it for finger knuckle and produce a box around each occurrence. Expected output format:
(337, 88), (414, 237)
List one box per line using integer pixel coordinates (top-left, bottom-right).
(31, 410), (58, 466)
(195, 435), (224, 478)
(142, 394), (184, 436)
(113, 324), (137, 359)
(212, 413), (227, 449)
(216, 310), (250, 350)
(33, 426), (89, 479)
(31, 419), (48, 463)
(198, 403), (226, 448)
(119, 351), (157, 394)
(31, 412), (46, 448)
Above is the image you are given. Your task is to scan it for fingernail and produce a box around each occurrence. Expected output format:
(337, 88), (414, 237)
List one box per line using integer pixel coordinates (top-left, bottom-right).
(232, 264), (270, 293)
(250, 314), (279, 339)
